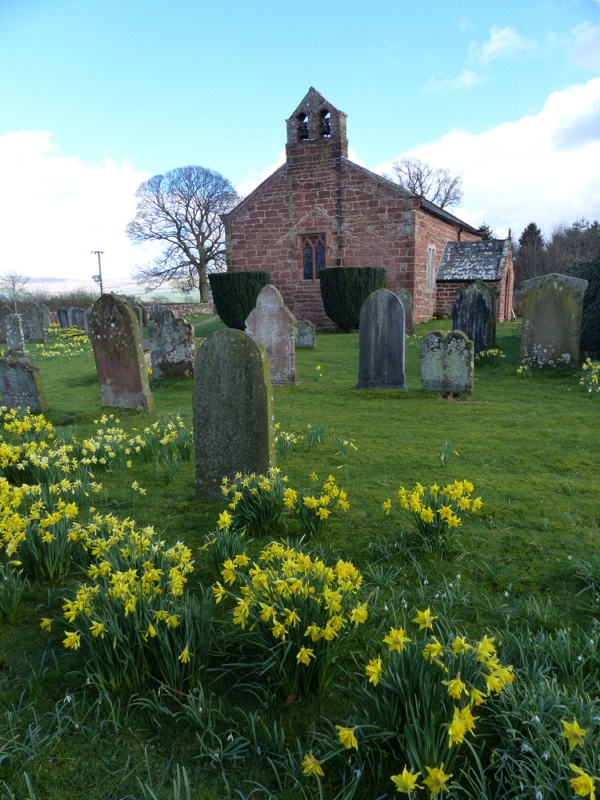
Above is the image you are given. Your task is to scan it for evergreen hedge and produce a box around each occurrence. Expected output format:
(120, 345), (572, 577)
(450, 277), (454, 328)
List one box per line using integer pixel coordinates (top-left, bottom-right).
(319, 267), (387, 330)
(569, 254), (600, 356)
(208, 271), (270, 330)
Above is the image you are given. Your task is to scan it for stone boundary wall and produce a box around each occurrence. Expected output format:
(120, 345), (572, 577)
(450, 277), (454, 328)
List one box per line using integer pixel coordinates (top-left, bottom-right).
(144, 303), (213, 317)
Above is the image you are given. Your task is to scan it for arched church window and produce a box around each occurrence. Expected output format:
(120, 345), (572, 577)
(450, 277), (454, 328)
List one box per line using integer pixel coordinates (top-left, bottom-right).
(320, 109), (331, 138)
(301, 234), (326, 280)
(297, 113), (309, 141)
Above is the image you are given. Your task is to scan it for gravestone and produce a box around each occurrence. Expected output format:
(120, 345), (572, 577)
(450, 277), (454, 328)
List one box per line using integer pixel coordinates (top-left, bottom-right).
(0, 357), (48, 413)
(421, 330), (474, 394)
(452, 282), (493, 355)
(149, 304), (164, 321)
(40, 304), (51, 330)
(67, 307), (88, 332)
(295, 319), (316, 348)
(193, 329), (275, 499)
(22, 304), (47, 343)
(520, 273), (588, 368)
(6, 315), (28, 358)
(57, 308), (69, 328)
(89, 294), (155, 411)
(354, 289), (407, 390)
(245, 285), (299, 385)
(0, 305), (13, 343)
(85, 306), (93, 336)
(396, 289), (415, 335)
(132, 305), (144, 330)
(148, 309), (195, 378)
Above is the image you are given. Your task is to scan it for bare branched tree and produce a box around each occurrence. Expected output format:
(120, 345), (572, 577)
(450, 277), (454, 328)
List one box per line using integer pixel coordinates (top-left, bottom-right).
(126, 166), (240, 303)
(0, 271), (29, 312)
(388, 157), (463, 209)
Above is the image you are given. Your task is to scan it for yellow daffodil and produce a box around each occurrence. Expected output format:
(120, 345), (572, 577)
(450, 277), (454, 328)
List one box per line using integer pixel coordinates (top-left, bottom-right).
(562, 719), (588, 751)
(413, 607), (436, 630)
(569, 764), (597, 798)
(302, 752), (324, 777)
(365, 656), (383, 686)
(448, 706), (467, 747)
(336, 725), (358, 750)
(423, 764), (453, 796)
(391, 766), (421, 794)
(383, 627), (411, 653)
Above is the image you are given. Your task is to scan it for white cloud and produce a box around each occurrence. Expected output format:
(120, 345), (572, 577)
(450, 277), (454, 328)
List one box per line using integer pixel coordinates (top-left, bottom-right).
(0, 131), (149, 291)
(425, 70), (485, 93)
(373, 77), (600, 240)
(571, 21), (600, 70)
(470, 25), (537, 64)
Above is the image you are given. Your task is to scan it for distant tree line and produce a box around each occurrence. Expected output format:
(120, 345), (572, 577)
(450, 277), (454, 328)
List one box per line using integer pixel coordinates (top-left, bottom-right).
(514, 219), (600, 287)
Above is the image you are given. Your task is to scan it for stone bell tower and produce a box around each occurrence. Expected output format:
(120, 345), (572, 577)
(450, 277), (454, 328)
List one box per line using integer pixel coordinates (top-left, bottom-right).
(285, 87), (348, 169)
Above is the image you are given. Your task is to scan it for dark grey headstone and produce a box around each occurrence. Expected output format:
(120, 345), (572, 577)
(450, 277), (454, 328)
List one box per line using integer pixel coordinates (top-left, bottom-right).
(57, 308), (69, 328)
(421, 330), (474, 394)
(0, 357), (47, 413)
(452, 283), (492, 355)
(89, 294), (155, 411)
(148, 309), (195, 379)
(396, 289), (415, 335)
(6, 314), (28, 358)
(354, 289), (407, 390)
(245, 285), (299, 385)
(0, 305), (13, 343)
(149, 304), (164, 321)
(520, 273), (588, 367)
(193, 329), (275, 499)
(22, 304), (47, 343)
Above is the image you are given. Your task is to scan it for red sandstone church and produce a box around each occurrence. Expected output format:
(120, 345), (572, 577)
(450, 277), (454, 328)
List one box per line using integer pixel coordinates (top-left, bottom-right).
(222, 88), (514, 328)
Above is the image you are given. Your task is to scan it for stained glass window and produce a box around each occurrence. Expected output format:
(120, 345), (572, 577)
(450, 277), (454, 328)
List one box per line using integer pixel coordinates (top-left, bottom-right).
(300, 234), (326, 280)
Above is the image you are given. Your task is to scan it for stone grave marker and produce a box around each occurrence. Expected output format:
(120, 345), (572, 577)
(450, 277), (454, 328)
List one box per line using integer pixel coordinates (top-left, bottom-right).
(193, 329), (275, 500)
(40, 304), (51, 330)
(6, 315), (28, 358)
(0, 305), (13, 343)
(57, 308), (69, 328)
(295, 319), (316, 348)
(67, 307), (88, 332)
(245, 285), (299, 385)
(89, 294), (155, 411)
(354, 288), (407, 390)
(132, 305), (144, 330)
(22, 304), (47, 344)
(520, 273), (588, 367)
(452, 282), (493, 355)
(421, 330), (474, 394)
(148, 309), (195, 379)
(396, 289), (415, 335)
(0, 357), (48, 413)
(149, 304), (164, 321)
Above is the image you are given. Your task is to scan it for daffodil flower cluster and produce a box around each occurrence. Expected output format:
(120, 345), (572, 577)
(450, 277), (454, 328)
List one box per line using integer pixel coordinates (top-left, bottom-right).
(214, 541), (367, 696)
(220, 469), (286, 537)
(274, 423), (300, 460)
(33, 325), (91, 360)
(580, 358), (600, 395)
(287, 473), (350, 537)
(475, 348), (505, 366)
(383, 480), (482, 549)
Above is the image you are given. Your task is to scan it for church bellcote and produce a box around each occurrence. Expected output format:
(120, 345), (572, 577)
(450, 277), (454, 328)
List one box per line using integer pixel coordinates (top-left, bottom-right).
(285, 88), (348, 162)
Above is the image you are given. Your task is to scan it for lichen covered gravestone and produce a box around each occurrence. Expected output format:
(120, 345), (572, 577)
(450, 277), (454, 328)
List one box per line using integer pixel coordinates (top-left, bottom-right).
(452, 282), (495, 354)
(148, 309), (195, 379)
(0, 357), (47, 412)
(193, 329), (275, 499)
(6, 315), (28, 358)
(295, 319), (316, 348)
(421, 330), (474, 394)
(22, 304), (47, 344)
(354, 288), (407, 390)
(0, 305), (13, 343)
(520, 273), (588, 367)
(245, 285), (299, 385)
(396, 289), (415, 335)
(40, 304), (51, 330)
(89, 294), (155, 411)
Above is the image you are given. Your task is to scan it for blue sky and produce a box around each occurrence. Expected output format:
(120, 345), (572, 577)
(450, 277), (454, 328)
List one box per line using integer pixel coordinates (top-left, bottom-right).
(1, 0), (599, 292)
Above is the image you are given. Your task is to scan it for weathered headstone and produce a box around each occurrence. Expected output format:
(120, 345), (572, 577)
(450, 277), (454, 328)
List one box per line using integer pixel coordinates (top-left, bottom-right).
(0, 305), (13, 343)
(85, 306), (93, 336)
(421, 330), (474, 394)
(295, 319), (316, 348)
(149, 304), (164, 321)
(245, 285), (299, 385)
(40, 304), (51, 330)
(148, 309), (195, 379)
(22, 304), (47, 344)
(0, 357), (47, 412)
(67, 307), (88, 332)
(354, 289), (407, 390)
(520, 273), (588, 368)
(89, 294), (155, 411)
(193, 329), (275, 499)
(396, 289), (415, 335)
(452, 282), (493, 355)
(132, 305), (144, 330)
(6, 315), (28, 358)
(57, 308), (69, 328)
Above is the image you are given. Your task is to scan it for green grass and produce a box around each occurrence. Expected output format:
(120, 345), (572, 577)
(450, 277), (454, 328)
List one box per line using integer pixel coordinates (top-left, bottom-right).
(1, 321), (599, 798)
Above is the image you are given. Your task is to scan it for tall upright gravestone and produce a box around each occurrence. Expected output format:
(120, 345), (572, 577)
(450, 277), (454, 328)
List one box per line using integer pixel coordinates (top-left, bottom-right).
(0, 305), (13, 343)
(245, 285), (299, 385)
(0, 358), (47, 413)
(57, 309), (69, 328)
(6, 315), (28, 358)
(148, 309), (195, 378)
(40, 304), (51, 330)
(396, 289), (415, 335)
(421, 331), (474, 394)
(354, 289), (407, 390)
(89, 294), (155, 411)
(452, 281), (496, 354)
(520, 273), (588, 367)
(22, 304), (47, 343)
(193, 329), (275, 499)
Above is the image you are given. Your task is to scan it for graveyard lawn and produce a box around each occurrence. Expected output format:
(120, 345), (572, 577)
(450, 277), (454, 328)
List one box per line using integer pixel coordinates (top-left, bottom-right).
(0, 319), (599, 799)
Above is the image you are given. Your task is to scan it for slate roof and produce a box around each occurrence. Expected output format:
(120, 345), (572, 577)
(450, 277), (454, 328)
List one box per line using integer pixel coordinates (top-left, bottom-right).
(436, 239), (511, 281)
